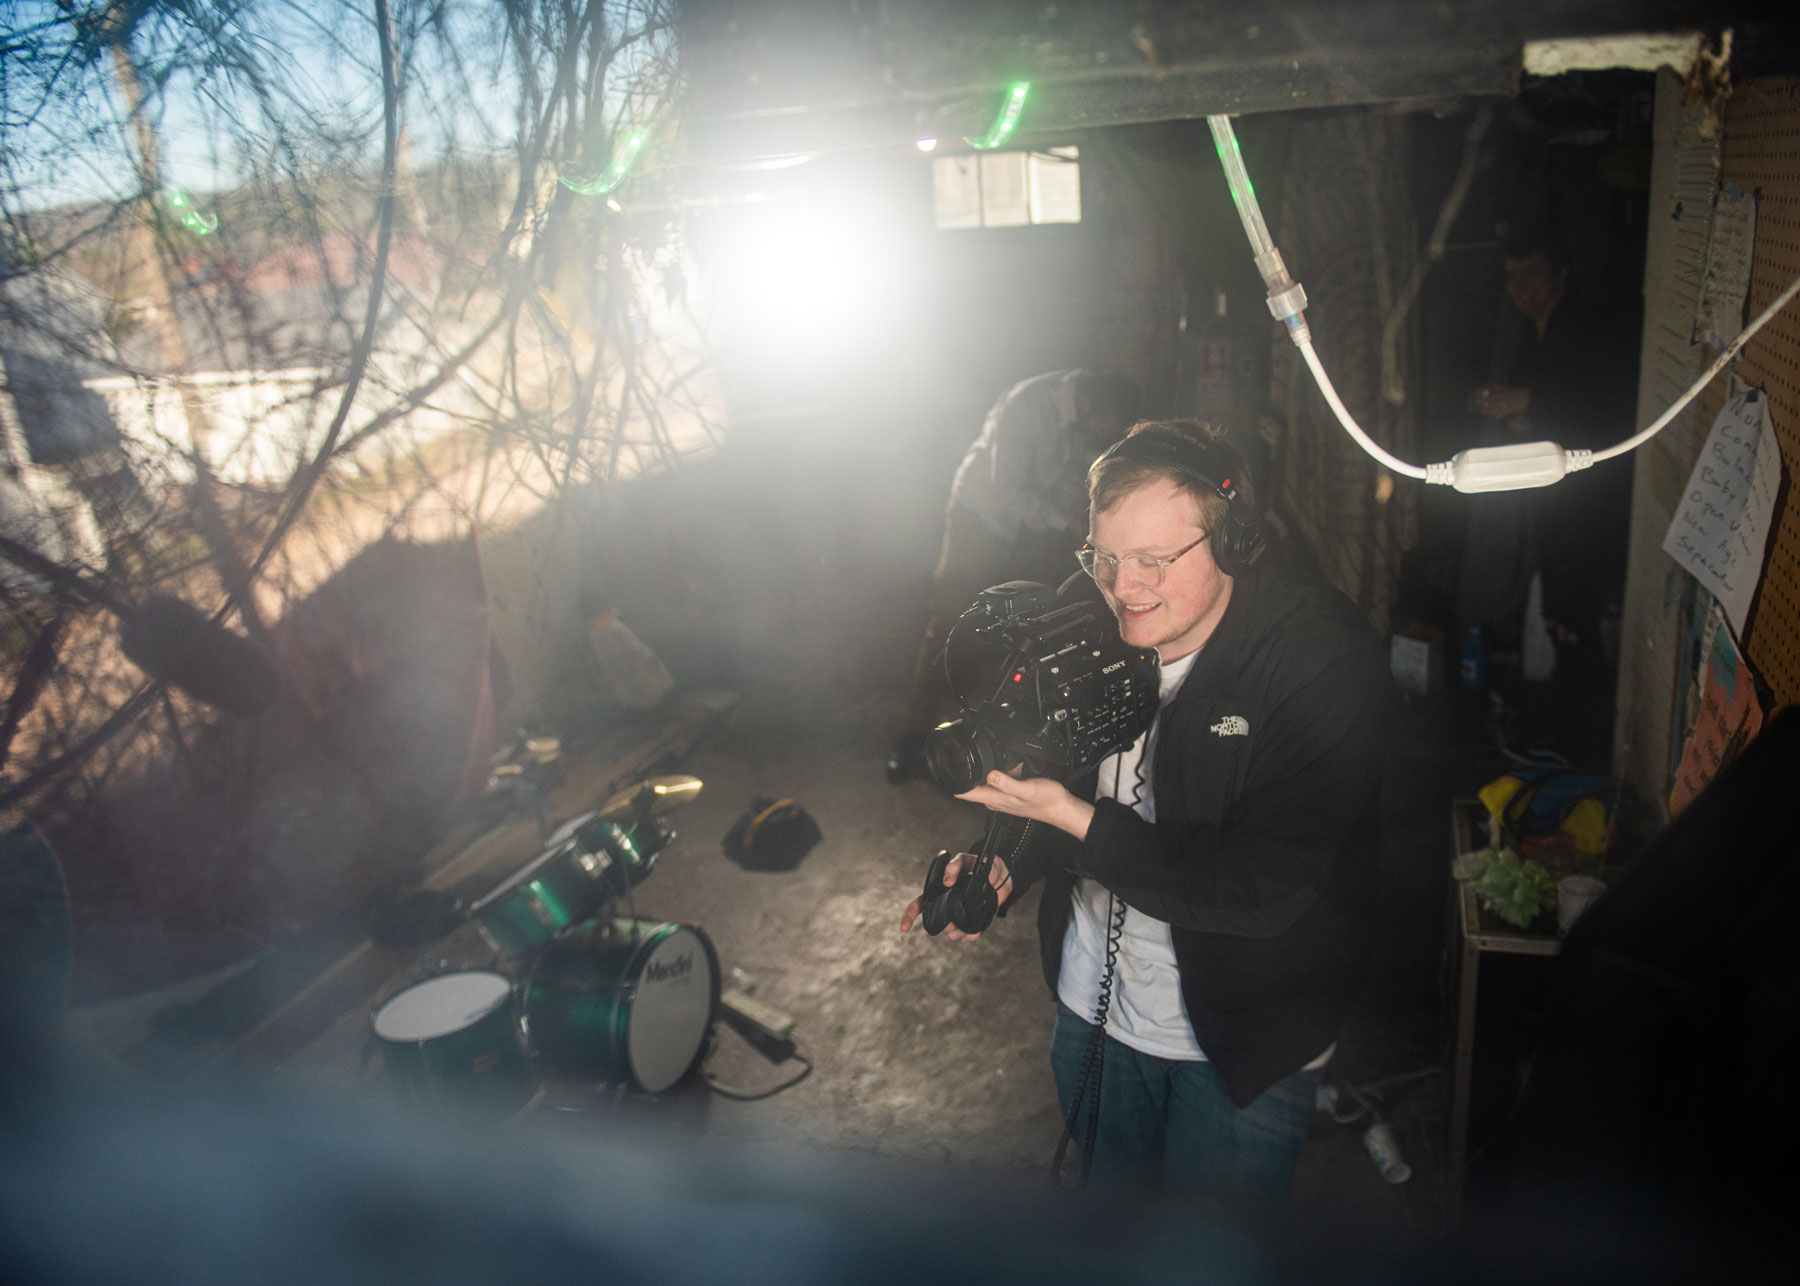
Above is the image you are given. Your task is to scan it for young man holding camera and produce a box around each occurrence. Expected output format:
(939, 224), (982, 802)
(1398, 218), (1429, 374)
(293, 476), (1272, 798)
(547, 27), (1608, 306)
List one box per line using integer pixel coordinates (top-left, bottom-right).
(900, 419), (1392, 1207)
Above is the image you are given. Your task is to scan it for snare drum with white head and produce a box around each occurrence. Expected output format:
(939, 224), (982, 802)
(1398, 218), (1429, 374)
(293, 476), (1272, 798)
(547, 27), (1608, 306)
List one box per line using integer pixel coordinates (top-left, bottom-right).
(371, 970), (529, 1110)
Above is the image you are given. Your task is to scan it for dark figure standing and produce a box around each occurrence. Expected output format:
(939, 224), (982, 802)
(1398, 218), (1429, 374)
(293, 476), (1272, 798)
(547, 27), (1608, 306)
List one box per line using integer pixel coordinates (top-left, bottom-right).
(1470, 230), (1636, 763)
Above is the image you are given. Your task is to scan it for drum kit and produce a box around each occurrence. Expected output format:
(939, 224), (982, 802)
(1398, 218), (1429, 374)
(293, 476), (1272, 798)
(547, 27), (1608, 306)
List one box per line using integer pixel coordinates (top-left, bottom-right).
(369, 774), (720, 1111)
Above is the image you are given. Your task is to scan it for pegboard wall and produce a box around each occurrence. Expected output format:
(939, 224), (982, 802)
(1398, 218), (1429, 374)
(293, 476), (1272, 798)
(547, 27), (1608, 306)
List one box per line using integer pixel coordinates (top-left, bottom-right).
(1690, 78), (1800, 708)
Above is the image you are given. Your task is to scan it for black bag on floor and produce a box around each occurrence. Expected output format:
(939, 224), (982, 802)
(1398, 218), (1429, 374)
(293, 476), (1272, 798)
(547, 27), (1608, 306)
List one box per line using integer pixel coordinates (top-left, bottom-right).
(722, 797), (821, 871)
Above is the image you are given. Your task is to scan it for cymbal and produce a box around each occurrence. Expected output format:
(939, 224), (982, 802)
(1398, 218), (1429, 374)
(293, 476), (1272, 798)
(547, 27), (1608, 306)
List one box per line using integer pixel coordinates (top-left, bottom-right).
(597, 774), (703, 822)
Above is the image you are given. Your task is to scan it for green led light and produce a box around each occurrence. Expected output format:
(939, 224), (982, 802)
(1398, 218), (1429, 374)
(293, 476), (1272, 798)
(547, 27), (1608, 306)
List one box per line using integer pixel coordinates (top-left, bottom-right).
(965, 82), (1030, 150)
(165, 188), (217, 235)
(561, 131), (647, 196)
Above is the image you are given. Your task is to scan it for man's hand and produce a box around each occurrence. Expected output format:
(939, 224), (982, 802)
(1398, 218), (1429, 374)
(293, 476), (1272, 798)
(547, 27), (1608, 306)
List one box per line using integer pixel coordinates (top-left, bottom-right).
(899, 852), (1013, 941)
(957, 770), (1095, 841)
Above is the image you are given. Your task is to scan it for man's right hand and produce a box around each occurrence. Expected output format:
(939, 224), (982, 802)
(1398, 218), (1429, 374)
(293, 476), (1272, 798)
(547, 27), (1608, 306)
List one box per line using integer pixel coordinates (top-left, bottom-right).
(899, 852), (1013, 941)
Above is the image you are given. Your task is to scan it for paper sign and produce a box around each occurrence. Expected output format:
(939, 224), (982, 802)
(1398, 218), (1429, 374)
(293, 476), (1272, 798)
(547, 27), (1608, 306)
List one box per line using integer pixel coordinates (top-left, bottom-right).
(1694, 182), (1755, 350)
(1670, 605), (1763, 816)
(1662, 383), (1783, 636)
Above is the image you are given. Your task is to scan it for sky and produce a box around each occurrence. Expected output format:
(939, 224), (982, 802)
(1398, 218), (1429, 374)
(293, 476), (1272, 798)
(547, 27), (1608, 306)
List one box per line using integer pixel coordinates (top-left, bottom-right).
(0, 0), (607, 215)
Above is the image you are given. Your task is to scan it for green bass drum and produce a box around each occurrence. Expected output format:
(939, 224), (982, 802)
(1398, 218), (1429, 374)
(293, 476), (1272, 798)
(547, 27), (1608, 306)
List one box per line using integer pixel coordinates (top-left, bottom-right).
(521, 919), (719, 1094)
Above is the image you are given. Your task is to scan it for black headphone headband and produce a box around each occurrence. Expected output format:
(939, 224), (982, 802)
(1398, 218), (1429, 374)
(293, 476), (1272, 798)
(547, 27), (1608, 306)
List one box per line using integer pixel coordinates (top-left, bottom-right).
(1087, 433), (1242, 505)
(1087, 432), (1263, 574)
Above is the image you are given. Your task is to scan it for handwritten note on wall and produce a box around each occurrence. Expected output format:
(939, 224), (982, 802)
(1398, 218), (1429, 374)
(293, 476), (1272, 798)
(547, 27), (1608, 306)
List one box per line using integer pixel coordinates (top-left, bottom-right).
(1663, 384), (1784, 636)
(1694, 182), (1756, 351)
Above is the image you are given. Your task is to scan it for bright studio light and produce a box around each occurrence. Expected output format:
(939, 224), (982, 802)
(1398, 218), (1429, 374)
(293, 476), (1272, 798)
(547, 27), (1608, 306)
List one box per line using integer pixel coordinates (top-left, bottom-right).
(716, 199), (901, 360)
(916, 138), (937, 152)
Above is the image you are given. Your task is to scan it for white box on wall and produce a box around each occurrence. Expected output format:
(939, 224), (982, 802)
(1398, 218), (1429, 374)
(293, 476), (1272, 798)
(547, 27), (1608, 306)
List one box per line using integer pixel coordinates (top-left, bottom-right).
(1390, 626), (1444, 700)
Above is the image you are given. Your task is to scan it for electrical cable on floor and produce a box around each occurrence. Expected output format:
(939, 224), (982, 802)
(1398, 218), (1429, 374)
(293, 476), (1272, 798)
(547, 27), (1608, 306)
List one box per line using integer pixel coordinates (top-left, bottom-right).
(702, 999), (814, 1100)
(702, 1040), (814, 1101)
(1206, 111), (1800, 493)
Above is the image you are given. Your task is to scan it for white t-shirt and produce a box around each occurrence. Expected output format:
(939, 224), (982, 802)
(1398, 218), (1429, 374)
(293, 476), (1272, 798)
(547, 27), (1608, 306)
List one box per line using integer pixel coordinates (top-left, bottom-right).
(1057, 650), (1206, 1060)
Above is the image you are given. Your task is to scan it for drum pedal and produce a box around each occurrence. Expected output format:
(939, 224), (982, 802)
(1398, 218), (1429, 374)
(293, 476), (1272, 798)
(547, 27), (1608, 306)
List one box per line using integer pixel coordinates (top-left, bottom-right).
(719, 989), (796, 1058)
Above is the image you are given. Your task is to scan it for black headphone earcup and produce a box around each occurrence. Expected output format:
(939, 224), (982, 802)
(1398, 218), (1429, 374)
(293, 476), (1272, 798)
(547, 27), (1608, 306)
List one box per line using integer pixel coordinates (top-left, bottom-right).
(917, 851), (954, 936)
(1237, 512), (1265, 567)
(1214, 512), (1263, 575)
(955, 873), (998, 934)
(1210, 525), (1236, 577)
(919, 889), (952, 936)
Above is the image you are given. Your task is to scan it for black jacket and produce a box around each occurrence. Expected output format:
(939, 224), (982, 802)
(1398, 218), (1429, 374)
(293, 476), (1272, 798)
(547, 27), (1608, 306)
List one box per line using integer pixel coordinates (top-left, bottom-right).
(1010, 563), (1393, 1107)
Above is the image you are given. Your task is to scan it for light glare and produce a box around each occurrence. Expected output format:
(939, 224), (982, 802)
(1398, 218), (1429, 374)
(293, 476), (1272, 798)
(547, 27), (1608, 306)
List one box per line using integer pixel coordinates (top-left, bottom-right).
(715, 197), (902, 363)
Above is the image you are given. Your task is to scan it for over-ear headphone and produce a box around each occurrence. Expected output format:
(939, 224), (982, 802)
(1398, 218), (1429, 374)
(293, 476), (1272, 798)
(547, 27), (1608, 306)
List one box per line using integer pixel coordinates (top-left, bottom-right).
(916, 849), (999, 936)
(1087, 433), (1265, 575)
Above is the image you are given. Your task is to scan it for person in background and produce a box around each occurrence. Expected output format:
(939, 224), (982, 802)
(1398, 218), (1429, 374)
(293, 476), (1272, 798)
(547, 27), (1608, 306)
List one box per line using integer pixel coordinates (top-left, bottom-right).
(888, 369), (1138, 784)
(1470, 228), (1637, 763)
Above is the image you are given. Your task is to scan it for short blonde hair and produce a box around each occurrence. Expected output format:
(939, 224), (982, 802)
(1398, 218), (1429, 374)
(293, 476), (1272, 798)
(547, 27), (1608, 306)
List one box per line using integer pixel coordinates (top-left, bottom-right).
(1088, 419), (1252, 537)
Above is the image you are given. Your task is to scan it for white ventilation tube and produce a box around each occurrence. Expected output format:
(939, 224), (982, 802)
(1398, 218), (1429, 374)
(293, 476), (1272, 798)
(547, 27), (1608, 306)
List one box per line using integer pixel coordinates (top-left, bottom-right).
(1206, 113), (1800, 492)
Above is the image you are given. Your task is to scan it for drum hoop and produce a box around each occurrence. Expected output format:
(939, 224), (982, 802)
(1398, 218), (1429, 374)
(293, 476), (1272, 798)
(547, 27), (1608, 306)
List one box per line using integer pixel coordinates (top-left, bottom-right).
(471, 840), (578, 910)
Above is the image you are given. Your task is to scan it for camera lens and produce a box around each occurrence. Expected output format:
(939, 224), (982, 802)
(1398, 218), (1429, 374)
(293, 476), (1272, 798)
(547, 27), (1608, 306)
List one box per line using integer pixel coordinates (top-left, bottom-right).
(923, 720), (996, 794)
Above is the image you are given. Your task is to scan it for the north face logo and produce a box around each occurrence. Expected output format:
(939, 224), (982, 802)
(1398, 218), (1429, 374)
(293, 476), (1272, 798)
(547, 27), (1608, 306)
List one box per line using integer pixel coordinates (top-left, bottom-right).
(1210, 715), (1250, 737)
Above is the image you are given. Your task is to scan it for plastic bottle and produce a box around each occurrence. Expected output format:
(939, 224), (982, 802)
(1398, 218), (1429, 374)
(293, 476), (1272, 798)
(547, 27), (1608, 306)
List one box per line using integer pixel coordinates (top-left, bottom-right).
(1459, 627), (1487, 690)
(1363, 1121), (1413, 1184)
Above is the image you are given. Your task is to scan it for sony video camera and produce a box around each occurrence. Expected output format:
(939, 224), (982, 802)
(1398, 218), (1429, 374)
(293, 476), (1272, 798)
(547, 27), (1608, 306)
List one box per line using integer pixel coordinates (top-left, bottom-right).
(923, 581), (1161, 794)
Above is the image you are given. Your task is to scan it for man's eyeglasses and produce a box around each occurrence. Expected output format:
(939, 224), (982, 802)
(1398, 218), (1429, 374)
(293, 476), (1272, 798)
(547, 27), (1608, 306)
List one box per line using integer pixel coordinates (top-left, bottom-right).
(1076, 534), (1208, 587)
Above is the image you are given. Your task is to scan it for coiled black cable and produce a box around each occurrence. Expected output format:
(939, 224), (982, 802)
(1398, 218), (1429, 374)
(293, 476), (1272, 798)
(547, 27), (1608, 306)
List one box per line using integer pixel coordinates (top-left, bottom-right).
(1052, 721), (1152, 1186)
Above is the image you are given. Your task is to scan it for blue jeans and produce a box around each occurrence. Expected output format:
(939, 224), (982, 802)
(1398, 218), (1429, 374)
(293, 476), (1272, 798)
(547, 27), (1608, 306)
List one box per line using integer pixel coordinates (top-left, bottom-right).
(1049, 1003), (1320, 1207)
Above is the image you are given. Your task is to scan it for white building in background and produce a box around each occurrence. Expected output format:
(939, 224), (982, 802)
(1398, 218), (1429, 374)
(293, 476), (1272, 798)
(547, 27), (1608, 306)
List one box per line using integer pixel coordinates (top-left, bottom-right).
(0, 266), (120, 579)
(3, 220), (726, 587)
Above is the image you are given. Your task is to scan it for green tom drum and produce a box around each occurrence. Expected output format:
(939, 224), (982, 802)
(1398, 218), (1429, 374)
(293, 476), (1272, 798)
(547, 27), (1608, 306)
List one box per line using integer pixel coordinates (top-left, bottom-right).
(469, 838), (615, 959)
(548, 813), (665, 887)
(521, 919), (720, 1095)
(370, 970), (529, 1110)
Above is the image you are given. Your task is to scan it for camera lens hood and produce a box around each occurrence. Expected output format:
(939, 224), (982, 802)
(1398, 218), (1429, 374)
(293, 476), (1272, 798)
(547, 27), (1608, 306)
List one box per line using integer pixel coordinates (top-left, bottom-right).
(923, 720), (1003, 794)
